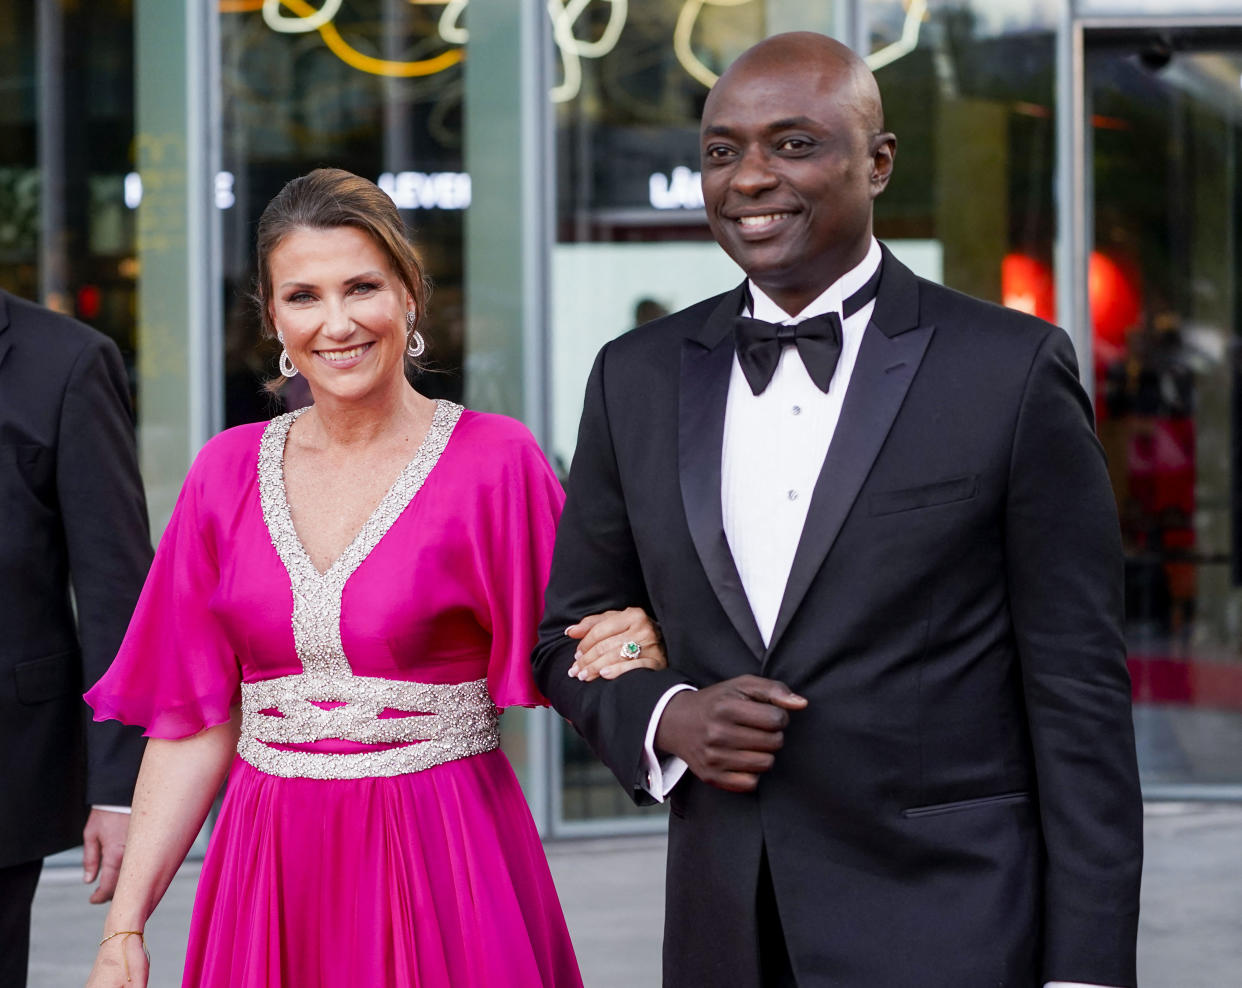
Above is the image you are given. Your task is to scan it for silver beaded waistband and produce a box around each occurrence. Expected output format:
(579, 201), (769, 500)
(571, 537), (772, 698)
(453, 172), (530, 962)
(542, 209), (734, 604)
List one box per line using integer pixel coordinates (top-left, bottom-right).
(237, 674), (500, 780)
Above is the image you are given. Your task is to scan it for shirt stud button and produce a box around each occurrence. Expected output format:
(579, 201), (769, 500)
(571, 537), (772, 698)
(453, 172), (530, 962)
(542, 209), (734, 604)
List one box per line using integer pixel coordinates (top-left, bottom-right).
(787, 489), (799, 501)
(791, 405), (802, 415)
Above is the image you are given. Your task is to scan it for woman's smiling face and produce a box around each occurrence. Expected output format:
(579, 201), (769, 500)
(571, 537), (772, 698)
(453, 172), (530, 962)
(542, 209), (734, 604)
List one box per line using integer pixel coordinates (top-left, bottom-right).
(268, 225), (413, 407)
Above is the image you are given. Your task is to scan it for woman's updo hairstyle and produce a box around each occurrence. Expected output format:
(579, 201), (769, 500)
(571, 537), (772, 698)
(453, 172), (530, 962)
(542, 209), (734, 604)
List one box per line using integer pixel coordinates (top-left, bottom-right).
(254, 168), (430, 361)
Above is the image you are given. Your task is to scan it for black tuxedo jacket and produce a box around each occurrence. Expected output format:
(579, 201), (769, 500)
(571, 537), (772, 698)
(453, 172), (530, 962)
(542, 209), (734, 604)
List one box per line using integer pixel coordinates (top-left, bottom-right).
(534, 248), (1143, 987)
(0, 290), (150, 868)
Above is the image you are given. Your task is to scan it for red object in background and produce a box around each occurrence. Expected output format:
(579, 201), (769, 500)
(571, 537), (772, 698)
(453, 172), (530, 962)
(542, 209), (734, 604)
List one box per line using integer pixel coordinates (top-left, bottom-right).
(76, 283), (101, 321)
(1000, 250), (1143, 350)
(1089, 250), (1141, 349)
(1001, 253), (1056, 322)
(1129, 655), (1242, 712)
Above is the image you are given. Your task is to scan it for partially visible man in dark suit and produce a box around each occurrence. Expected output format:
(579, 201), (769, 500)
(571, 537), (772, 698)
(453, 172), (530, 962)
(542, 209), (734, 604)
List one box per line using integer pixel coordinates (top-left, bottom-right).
(0, 289), (151, 986)
(534, 32), (1142, 988)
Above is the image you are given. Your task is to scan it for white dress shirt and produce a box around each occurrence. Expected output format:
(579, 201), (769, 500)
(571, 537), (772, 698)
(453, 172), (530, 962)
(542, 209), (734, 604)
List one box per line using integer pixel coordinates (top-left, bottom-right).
(721, 243), (879, 645)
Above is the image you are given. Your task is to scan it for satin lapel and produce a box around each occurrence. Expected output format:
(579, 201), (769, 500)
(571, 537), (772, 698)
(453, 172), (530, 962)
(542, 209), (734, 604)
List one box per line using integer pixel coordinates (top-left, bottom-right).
(765, 305), (935, 657)
(679, 287), (766, 659)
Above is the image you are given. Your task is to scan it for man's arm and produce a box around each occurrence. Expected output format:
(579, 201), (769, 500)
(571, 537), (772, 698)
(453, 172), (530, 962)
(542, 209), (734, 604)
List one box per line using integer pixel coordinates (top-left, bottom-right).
(58, 335), (152, 899)
(1005, 327), (1143, 987)
(533, 345), (809, 799)
(532, 346), (689, 799)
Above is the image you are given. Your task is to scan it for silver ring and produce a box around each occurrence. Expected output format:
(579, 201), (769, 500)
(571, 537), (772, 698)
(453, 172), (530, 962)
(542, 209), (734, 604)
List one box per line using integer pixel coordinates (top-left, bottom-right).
(619, 640), (643, 660)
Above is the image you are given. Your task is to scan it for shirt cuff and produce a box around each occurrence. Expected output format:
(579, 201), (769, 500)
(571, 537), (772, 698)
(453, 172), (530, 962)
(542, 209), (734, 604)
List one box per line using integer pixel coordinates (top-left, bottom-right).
(91, 805), (133, 815)
(1044, 982), (1121, 987)
(640, 684), (697, 801)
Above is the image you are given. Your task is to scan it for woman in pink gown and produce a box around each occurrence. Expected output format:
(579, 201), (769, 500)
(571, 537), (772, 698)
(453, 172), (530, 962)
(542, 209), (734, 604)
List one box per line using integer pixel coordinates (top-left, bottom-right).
(84, 169), (664, 988)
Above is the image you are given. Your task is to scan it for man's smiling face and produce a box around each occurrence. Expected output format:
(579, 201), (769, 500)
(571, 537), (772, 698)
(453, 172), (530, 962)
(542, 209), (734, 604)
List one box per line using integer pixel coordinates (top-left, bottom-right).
(699, 39), (895, 316)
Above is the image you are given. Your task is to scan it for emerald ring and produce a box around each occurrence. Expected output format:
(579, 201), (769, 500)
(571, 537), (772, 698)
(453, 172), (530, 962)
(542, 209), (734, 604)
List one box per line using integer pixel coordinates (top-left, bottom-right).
(620, 640), (643, 660)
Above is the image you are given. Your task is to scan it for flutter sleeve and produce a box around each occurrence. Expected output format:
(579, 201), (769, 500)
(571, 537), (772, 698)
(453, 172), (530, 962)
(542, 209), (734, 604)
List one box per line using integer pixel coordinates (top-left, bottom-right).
(85, 444), (241, 738)
(476, 423), (566, 710)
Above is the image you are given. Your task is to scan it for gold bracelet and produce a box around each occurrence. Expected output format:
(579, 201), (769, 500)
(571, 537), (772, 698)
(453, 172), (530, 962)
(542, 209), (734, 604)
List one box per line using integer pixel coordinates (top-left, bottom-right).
(99, 930), (149, 983)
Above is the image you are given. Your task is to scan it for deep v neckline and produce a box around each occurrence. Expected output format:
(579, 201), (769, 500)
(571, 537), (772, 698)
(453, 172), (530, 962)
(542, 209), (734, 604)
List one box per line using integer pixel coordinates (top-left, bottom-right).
(258, 399), (464, 589)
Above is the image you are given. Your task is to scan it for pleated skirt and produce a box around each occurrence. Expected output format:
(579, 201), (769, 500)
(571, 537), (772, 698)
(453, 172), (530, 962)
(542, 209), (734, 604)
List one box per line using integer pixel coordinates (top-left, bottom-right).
(183, 750), (583, 987)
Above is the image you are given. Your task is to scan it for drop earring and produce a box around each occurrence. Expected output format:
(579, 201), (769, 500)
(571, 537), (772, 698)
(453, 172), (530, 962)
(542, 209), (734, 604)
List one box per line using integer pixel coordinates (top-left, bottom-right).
(277, 331), (298, 378)
(405, 310), (425, 358)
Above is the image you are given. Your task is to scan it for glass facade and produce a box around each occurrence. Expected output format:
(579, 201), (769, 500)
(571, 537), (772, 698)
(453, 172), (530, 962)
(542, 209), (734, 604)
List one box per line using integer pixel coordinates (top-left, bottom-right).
(866, 1), (1058, 304)
(5, 1), (1241, 834)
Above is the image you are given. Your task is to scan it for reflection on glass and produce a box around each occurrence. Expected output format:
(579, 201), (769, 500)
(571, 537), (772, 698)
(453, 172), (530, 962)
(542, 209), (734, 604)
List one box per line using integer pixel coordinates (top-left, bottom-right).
(866, 0), (1057, 304)
(0, 2), (138, 398)
(1088, 32), (1242, 786)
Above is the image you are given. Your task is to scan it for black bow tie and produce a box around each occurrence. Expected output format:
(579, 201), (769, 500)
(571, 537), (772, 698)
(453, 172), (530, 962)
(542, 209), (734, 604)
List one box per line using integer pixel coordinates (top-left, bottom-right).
(732, 264), (883, 396)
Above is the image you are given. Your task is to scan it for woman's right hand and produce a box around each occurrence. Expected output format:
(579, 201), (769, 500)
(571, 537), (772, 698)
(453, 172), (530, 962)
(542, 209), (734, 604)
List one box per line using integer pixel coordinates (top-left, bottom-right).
(86, 931), (148, 988)
(565, 606), (666, 682)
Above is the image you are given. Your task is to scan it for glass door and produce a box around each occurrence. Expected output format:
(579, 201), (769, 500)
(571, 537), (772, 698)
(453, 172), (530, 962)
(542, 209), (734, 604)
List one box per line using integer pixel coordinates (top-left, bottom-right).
(1085, 26), (1242, 791)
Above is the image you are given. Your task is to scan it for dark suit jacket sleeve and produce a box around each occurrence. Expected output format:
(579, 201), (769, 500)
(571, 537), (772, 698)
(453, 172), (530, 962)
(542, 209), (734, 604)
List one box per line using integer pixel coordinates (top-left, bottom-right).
(532, 345), (691, 801)
(58, 336), (152, 806)
(1005, 327), (1143, 986)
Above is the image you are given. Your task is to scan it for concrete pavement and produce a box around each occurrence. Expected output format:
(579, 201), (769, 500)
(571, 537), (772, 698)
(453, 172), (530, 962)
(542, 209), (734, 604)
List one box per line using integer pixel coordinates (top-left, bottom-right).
(29, 802), (1242, 987)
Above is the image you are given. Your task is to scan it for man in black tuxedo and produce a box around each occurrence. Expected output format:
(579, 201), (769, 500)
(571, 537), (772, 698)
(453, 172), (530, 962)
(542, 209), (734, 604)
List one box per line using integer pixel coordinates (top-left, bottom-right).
(534, 32), (1142, 988)
(0, 290), (151, 986)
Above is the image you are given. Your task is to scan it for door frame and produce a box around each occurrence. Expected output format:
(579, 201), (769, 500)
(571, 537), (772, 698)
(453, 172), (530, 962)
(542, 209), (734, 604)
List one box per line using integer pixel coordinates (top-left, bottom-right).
(1064, 14), (1242, 801)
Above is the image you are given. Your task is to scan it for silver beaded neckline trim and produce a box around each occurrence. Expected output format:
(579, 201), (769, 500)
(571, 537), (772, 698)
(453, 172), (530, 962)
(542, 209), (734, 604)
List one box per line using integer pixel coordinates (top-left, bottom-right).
(238, 399), (501, 781)
(257, 399), (463, 679)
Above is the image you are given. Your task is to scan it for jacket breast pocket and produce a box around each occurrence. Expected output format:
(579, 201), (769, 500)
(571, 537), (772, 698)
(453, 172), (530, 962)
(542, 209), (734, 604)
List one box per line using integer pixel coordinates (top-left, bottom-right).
(0, 442), (48, 468)
(868, 475), (978, 516)
(0, 443), (53, 505)
(14, 650), (79, 704)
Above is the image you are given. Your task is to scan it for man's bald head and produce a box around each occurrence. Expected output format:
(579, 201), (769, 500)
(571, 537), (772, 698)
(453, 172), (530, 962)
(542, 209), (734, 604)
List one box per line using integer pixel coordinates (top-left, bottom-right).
(706, 32), (886, 140)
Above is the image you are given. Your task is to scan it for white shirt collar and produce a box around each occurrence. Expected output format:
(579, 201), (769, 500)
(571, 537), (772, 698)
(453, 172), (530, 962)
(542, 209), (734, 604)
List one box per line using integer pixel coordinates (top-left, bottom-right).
(746, 237), (882, 324)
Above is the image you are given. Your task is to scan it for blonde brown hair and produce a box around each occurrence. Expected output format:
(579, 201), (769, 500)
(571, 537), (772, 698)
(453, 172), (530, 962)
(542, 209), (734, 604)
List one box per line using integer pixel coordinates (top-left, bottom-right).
(254, 167), (430, 361)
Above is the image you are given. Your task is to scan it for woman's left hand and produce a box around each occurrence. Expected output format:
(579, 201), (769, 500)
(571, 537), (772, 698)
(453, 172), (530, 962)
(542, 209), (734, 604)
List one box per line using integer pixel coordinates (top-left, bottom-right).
(565, 607), (666, 682)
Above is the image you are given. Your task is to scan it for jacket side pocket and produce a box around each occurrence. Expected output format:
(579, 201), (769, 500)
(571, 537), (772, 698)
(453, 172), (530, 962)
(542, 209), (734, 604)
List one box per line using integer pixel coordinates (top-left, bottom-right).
(902, 790), (1030, 819)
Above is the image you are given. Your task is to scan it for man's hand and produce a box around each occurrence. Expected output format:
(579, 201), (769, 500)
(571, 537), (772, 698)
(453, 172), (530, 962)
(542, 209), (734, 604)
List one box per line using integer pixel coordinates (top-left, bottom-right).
(654, 675), (807, 792)
(82, 808), (129, 904)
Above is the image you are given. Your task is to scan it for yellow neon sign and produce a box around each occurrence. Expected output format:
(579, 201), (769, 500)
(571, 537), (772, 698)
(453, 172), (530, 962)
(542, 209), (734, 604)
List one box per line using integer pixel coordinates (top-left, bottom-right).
(237, 0), (464, 78)
(219, 0), (925, 91)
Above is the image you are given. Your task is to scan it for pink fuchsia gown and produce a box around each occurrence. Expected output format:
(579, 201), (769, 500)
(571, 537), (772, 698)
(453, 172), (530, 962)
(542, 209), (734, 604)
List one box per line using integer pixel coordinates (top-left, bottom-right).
(85, 401), (583, 988)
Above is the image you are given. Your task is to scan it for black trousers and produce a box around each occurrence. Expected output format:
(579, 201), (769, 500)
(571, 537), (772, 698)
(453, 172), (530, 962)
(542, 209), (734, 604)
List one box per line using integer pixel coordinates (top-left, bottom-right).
(757, 846), (797, 988)
(0, 858), (44, 988)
